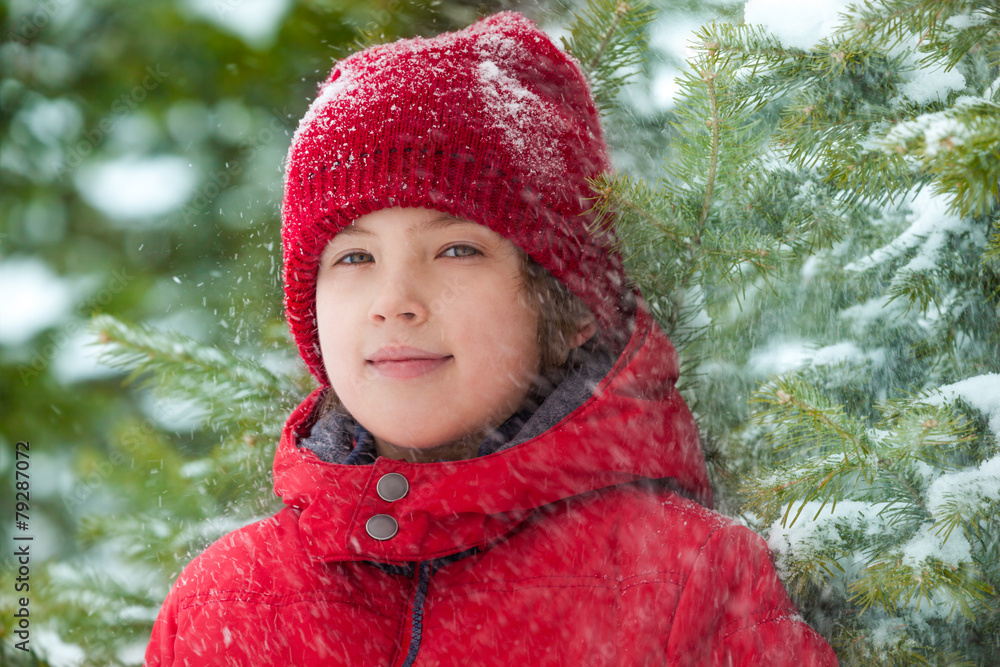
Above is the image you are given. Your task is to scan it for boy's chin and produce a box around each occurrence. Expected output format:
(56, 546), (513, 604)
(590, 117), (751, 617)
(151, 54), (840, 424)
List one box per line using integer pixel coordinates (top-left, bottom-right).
(368, 423), (492, 462)
(373, 428), (469, 451)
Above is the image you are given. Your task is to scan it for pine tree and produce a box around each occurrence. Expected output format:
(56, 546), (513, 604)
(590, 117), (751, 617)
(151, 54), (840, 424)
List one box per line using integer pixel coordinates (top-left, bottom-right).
(589, 0), (1000, 663)
(0, 314), (306, 666)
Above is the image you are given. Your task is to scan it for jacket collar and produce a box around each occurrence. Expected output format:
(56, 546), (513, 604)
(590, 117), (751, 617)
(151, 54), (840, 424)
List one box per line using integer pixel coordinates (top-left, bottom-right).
(273, 306), (711, 563)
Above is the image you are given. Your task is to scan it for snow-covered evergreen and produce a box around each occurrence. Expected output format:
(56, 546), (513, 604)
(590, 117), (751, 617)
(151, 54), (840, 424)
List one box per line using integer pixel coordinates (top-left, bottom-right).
(601, 0), (999, 662)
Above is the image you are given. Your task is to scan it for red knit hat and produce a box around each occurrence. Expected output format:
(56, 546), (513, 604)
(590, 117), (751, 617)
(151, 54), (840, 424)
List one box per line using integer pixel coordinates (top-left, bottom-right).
(282, 11), (633, 386)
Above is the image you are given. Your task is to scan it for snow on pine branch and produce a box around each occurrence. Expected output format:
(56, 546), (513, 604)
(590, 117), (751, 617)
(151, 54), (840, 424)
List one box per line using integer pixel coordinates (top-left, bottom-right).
(843, 190), (967, 274)
(90, 313), (299, 435)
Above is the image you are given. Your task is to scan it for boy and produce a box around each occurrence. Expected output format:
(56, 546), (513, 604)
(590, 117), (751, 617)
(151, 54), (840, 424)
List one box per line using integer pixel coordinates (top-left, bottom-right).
(146, 11), (837, 666)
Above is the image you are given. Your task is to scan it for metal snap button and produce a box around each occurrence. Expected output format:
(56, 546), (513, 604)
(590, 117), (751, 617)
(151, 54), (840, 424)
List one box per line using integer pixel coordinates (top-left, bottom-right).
(366, 514), (398, 541)
(377, 472), (409, 502)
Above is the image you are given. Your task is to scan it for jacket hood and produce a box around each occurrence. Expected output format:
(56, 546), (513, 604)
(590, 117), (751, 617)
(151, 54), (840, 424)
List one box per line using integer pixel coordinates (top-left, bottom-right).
(273, 306), (711, 564)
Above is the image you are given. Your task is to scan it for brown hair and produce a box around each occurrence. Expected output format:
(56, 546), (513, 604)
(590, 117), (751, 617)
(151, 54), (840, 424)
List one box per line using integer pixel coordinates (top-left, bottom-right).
(518, 252), (597, 375)
(314, 251), (599, 418)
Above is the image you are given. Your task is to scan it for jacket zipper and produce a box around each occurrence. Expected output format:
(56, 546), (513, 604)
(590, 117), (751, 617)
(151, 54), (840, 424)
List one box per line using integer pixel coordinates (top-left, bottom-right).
(400, 562), (431, 667)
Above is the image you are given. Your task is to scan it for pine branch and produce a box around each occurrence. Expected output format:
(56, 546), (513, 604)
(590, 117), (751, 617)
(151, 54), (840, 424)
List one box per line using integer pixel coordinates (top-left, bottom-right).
(880, 97), (1000, 217)
(842, 0), (1000, 70)
(562, 0), (656, 113)
(985, 218), (1000, 265)
(90, 313), (303, 436)
(851, 557), (994, 619)
(699, 69), (721, 230)
(698, 228), (792, 285)
(587, 171), (689, 249)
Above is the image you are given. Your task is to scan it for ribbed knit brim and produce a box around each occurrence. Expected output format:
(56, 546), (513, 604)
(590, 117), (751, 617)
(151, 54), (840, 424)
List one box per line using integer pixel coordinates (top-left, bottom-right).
(282, 11), (634, 386)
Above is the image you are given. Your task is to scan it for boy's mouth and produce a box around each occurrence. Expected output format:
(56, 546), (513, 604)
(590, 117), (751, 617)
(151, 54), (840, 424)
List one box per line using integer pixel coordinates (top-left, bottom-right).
(367, 346), (453, 379)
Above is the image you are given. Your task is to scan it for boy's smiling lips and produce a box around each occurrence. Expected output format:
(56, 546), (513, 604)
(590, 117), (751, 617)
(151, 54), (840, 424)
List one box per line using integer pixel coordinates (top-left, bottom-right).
(366, 345), (453, 379)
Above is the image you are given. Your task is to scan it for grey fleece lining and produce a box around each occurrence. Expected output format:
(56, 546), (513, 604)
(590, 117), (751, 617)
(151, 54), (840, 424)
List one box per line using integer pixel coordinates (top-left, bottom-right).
(299, 348), (616, 464)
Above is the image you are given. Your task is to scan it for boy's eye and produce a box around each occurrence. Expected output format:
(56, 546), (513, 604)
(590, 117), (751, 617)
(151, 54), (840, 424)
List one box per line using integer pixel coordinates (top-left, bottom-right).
(441, 244), (480, 258)
(337, 251), (374, 265)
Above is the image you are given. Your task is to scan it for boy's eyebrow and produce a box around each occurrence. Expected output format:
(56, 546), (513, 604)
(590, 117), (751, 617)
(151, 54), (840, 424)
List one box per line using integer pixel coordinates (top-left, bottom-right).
(330, 213), (477, 242)
(407, 214), (478, 238)
(329, 223), (370, 240)
(334, 213), (478, 238)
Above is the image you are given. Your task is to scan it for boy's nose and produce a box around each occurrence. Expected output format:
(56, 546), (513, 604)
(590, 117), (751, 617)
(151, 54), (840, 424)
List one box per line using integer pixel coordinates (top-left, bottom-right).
(368, 275), (429, 325)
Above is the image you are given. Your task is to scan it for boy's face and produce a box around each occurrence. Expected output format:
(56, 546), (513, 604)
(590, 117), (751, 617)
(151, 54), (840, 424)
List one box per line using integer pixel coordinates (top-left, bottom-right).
(316, 206), (542, 457)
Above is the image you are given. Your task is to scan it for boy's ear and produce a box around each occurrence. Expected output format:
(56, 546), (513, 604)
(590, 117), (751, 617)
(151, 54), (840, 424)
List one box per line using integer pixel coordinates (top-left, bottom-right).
(569, 311), (598, 350)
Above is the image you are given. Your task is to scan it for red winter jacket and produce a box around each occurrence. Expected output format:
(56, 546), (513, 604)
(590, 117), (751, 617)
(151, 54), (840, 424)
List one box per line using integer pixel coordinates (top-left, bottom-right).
(145, 309), (838, 666)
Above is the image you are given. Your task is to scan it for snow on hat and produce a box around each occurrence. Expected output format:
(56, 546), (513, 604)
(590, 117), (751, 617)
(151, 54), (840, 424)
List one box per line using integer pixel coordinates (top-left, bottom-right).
(282, 10), (634, 386)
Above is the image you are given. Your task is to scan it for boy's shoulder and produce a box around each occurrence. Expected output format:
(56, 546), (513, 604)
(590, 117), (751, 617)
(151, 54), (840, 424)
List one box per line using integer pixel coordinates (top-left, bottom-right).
(166, 506), (321, 605)
(568, 484), (792, 608)
(575, 480), (735, 540)
(532, 481), (758, 575)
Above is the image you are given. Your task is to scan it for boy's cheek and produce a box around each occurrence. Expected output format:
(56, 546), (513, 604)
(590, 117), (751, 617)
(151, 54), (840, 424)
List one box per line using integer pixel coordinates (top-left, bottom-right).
(427, 276), (466, 315)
